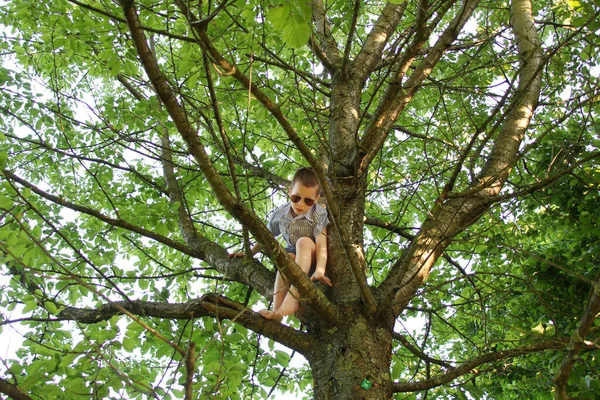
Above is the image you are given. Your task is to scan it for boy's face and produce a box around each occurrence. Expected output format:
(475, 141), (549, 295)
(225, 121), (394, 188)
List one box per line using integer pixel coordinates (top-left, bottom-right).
(288, 182), (319, 216)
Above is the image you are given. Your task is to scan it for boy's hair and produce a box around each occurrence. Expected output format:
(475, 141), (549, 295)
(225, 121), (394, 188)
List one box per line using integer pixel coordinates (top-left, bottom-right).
(292, 167), (321, 192)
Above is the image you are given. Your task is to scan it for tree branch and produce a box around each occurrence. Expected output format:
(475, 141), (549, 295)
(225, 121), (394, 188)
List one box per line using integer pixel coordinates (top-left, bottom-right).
(122, 0), (340, 324)
(184, 342), (196, 400)
(468, 0), (543, 195)
(482, 151), (600, 204)
(340, 0), (361, 75)
(0, 378), (32, 400)
(392, 340), (579, 392)
(1, 114), (166, 196)
(68, 0), (194, 43)
(392, 332), (451, 368)
(351, 2), (406, 82)
(56, 294), (313, 354)
(365, 216), (415, 241)
(310, 0), (343, 73)
(359, 0), (476, 176)
(157, 99), (199, 246)
(2, 169), (275, 297)
(554, 271), (600, 399)
(377, 0), (543, 315)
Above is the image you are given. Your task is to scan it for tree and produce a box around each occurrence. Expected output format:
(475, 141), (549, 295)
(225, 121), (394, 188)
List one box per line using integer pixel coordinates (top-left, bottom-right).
(0, 0), (599, 398)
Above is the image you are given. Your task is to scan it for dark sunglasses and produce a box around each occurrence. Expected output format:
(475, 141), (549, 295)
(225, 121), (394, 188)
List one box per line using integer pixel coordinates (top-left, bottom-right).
(290, 194), (316, 207)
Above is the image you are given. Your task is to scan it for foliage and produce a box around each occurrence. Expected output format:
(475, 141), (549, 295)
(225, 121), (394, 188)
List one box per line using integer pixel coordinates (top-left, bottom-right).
(0, 0), (599, 399)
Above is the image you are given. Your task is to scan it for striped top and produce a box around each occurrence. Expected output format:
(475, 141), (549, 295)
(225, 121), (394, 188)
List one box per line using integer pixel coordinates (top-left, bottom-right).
(266, 203), (329, 250)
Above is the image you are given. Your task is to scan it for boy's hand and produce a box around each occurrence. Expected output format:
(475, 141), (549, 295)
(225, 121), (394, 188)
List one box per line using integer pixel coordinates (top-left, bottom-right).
(228, 252), (245, 258)
(310, 270), (332, 287)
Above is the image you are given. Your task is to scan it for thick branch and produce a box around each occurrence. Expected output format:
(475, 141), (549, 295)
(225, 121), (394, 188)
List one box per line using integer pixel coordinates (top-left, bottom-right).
(359, 0), (477, 176)
(56, 294), (313, 353)
(122, 0), (340, 323)
(310, 0), (343, 73)
(0, 378), (32, 400)
(469, 0), (543, 195)
(377, 0), (542, 314)
(2, 169), (275, 296)
(351, 2), (406, 82)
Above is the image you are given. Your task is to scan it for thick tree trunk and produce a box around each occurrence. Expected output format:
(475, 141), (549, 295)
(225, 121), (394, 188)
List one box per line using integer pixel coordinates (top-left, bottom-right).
(307, 312), (394, 399)
(327, 74), (369, 307)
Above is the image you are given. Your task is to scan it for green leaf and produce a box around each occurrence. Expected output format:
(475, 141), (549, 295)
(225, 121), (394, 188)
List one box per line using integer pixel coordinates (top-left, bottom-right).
(122, 336), (136, 352)
(0, 151), (7, 168)
(0, 194), (13, 209)
(22, 297), (38, 314)
(44, 301), (58, 315)
(274, 350), (290, 367)
(267, 3), (310, 48)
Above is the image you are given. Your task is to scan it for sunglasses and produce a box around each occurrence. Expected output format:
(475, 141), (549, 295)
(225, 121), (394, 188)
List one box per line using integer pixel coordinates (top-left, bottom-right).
(290, 194), (316, 207)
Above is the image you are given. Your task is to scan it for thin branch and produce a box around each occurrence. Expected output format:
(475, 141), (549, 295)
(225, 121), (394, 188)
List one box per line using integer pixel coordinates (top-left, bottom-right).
(392, 340), (582, 392)
(155, 49), (199, 244)
(267, 350), (296, 398)
(67, 0), (195, 42)
(365, 217), (415, 241)
(248, 54), (331, 92)
(1, 114), (167, 196)
(392, 332), (451, 368)
(481, 151), (600, 203)
(117, 74), (145, 100)
(341, 0), (361, 75)
(184, 342), (196, 400)
(2, 169), (194, 256)
(554, 271), (600, 399)
(2, 213), (187, 357)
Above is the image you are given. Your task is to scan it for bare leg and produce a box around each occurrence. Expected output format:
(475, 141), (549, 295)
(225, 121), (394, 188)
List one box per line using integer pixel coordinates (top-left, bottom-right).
(259, 270), (288, 321)
(259, 253), (294, 321)
(261, 238), (315, 320)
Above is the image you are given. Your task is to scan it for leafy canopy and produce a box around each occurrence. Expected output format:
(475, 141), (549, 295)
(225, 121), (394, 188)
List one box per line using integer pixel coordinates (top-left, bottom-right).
(0, 0), (599, 399)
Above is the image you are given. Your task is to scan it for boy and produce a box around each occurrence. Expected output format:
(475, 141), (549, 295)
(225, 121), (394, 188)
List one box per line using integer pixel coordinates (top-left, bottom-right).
(229, 167), (332, 321)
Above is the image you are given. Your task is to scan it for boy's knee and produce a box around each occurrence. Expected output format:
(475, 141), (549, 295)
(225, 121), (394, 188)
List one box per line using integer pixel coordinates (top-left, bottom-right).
(296, 237), (315, 251)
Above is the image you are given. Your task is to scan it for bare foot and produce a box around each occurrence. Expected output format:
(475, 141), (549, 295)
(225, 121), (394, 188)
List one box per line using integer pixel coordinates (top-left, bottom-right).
(259, 309), (283, 322)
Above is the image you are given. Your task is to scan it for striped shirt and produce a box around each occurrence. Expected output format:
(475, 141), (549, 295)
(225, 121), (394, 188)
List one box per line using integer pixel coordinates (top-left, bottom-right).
(266, 203), (329, 252)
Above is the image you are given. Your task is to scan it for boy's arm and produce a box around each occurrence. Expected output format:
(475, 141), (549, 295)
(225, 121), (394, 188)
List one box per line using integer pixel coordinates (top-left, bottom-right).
(311, 228), (332, 286)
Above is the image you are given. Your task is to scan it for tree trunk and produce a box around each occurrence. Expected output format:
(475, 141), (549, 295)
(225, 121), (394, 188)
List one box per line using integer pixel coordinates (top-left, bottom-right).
(327, 74), (369, 307)
(307, 312), (394, 399)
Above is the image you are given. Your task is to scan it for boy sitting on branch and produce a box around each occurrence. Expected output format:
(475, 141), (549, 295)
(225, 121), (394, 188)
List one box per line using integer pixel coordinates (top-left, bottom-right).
(230, 167), (332, 321)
